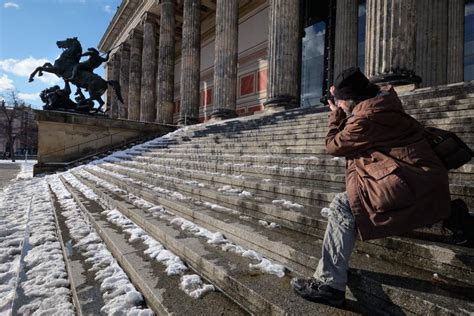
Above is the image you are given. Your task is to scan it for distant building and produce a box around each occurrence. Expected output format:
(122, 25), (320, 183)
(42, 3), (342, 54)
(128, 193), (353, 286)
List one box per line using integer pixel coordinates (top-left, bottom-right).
(0, 105), (38, 159)
(99, 0), (473, 124)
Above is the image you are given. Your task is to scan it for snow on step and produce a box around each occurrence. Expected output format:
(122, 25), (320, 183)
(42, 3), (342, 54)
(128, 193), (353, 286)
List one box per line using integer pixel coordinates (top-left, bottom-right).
(0, 177), (74, 315)
(47, 175), (153, 315)
(73, 167), (287, 278)
(0, 182), (32, 313)
(272, 199), (305, 211)
(64, 171), (217, 299)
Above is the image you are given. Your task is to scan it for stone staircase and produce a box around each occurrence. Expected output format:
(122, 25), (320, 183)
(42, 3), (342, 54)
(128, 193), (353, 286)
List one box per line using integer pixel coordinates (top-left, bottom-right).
(49, 83), (474, 315)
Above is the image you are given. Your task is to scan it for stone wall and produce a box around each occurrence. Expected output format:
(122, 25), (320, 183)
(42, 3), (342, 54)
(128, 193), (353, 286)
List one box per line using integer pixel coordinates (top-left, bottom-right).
(34, 110), (175, 175)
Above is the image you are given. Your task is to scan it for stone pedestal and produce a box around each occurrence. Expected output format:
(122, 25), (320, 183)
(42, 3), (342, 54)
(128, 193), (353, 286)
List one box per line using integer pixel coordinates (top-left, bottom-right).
(128, 30), (143, 121)
(210, 0), (238, 120)
(416, 0), (448, 87)
(334, 0), (358, 78)
(140, 13), (158, 122)
(365, 0), (420, 85)
(264, 0), (300, 110)
(33, 110), (175, 175)
(178, 0), (201, 125)
(447, 0), (464, 83)
(110, 53), (121, 118)
(119, 43), (130, 119)
(156, 0), (176, 124)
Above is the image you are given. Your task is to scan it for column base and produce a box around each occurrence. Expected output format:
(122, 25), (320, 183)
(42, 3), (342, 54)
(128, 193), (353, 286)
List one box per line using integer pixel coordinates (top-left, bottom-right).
(210, 108), (237, 120)
(370, 72), (421, 86)
(177, 116), (199, 126)
(263, 95), (299, 111)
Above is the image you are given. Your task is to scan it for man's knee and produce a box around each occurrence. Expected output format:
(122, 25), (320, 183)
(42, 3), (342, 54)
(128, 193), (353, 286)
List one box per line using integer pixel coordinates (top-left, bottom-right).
(328, 192), (355, 229)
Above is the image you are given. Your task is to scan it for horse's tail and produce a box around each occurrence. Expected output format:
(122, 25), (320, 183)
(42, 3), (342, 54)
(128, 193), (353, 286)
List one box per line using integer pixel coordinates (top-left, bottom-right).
(107, 80), (123, 103)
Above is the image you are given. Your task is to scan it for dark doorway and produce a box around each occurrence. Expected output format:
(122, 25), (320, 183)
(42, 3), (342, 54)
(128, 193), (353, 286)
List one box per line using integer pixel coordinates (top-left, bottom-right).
(300, 0), (335, 107)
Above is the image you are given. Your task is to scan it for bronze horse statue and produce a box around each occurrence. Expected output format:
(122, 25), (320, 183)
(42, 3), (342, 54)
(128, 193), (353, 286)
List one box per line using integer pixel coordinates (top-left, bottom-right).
(29, 37), (122, 113)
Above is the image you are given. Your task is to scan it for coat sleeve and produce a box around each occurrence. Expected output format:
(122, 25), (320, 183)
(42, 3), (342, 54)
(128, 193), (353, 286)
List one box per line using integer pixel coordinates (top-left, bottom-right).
(325, 109), (373, 157)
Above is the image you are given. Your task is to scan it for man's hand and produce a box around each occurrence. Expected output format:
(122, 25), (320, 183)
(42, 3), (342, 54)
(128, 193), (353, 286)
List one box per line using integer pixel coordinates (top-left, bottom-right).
(328, 85), (338, 111)
(328, 98), (338, 112)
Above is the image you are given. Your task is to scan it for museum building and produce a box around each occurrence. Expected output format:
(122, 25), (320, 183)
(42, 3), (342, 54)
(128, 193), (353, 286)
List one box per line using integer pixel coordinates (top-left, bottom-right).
(99, 0), (474, 125)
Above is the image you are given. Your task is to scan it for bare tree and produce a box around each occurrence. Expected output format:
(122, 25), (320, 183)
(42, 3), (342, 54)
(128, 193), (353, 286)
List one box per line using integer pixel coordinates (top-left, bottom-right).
(0, 91), (29, 162)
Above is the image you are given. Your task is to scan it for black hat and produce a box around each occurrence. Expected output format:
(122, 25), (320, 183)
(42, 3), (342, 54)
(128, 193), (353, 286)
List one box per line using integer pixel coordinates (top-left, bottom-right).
(334, 67), (377, 100)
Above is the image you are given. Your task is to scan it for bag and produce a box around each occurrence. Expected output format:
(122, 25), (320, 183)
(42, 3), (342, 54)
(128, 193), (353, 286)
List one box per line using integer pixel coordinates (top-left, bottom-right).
(422, 127), (473, 170)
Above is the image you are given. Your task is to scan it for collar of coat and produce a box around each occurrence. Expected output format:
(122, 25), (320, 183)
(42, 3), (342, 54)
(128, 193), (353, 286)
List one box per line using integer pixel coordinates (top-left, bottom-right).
(351, 85), (404, 118)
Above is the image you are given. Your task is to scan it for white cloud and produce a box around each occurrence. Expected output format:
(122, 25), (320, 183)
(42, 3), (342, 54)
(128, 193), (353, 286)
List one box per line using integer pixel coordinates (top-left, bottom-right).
(0, 74), (15, 91)
(0, 57), (61, 85)
(4, 2), (19, 9)
(104, 5), (113, 14)
(18, 92), (40, 102)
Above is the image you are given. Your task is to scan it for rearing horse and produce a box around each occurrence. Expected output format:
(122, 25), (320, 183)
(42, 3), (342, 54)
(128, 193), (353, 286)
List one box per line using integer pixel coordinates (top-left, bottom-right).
(29, 37), (123, 113)
(29, 37), (82, 82)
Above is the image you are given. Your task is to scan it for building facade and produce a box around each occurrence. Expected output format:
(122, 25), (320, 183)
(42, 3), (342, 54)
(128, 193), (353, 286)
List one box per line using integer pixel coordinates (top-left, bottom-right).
(0, 105), (38, 159)
(99, 0), (474, 124)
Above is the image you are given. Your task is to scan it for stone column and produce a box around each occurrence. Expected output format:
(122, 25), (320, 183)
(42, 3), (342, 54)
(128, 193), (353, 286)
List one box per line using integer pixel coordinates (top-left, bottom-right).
(264, 0), (300, 109)
(156, 0), (176, 124)
(210, 0), (238, 120)
(178, 0), (201, 125)
(334, 0), (358, 78)
(128, 30), (143, 121)
(365, 0), (420, 85)
(416, 0), (448, 87)
(119, 43), (130, 119)
(105, 60), (113, 116)
(140, 12), (158, 122)
(447, 0), (464, 83)
(110, 52), (121, 118)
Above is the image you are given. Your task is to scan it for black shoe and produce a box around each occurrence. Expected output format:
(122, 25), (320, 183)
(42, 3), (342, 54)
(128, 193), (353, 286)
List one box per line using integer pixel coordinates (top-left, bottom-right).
(291, 277), (345, 307)
(443, 199), (474, 247)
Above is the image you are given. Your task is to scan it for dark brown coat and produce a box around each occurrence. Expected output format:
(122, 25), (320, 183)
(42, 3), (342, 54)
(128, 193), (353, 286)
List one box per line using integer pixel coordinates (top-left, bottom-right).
(325, 86), (451, 240)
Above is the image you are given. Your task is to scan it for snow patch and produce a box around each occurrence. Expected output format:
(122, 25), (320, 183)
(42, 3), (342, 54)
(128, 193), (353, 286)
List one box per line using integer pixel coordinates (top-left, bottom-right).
(48, 175), (151, 314)
(272, 199), (305, 211)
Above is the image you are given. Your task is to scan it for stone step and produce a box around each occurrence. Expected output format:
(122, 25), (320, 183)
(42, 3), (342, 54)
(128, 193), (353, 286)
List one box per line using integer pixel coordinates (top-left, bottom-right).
(60, 176), (248, 316)
(185, 122), (474, 144)
(192, 99), (474, 133)
(50, 188), (106, 315)
(71, 167), (474, 315)
(114, 157), (474, 223)
(85, 164), (474, 286)
(167, 132), (474, 147)
(116, 159), (338, 206)
(134, 153), (473, 190)
(136, 154), (474, 211)
(189, 115), (474, 139)
(161, 134), (474, 154)
(118, 157), (474, 212)
(69, 171), (366, 315)
(133, 154), (347, 189)
(159, 145), (329, 156)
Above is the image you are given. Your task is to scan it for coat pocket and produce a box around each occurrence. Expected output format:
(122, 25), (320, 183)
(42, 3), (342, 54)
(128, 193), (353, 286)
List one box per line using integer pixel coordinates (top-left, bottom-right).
(359, 159), (415, 213)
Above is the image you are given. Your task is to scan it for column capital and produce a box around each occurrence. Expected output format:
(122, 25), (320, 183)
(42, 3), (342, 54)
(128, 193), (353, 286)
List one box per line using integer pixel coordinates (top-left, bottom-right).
(120, 41), (131, 51)
(128, 28), (143, 40)
(141, 12), (159, 25)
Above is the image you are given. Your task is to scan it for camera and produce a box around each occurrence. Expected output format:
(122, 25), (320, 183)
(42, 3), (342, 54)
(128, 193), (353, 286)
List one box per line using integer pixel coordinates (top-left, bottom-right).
(320, 94), (335, 106)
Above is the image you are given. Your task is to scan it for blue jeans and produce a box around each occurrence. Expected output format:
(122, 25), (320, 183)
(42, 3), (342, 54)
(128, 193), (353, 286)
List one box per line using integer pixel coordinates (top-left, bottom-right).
(313, 192), (357, 291)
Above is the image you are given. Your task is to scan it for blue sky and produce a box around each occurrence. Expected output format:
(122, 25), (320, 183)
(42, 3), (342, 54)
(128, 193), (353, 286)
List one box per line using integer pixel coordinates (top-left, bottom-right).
(0, 0), (121, 108)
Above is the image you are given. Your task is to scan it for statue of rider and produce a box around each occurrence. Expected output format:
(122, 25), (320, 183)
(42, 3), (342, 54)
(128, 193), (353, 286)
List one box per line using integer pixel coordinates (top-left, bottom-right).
(68, 47), (109, 81)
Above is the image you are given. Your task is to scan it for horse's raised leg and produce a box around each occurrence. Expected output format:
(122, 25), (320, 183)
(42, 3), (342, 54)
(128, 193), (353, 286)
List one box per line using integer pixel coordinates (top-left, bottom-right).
(38, 62), (53, 77)
(29, 66), (43, 82)
(29, 63), (57, 82)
